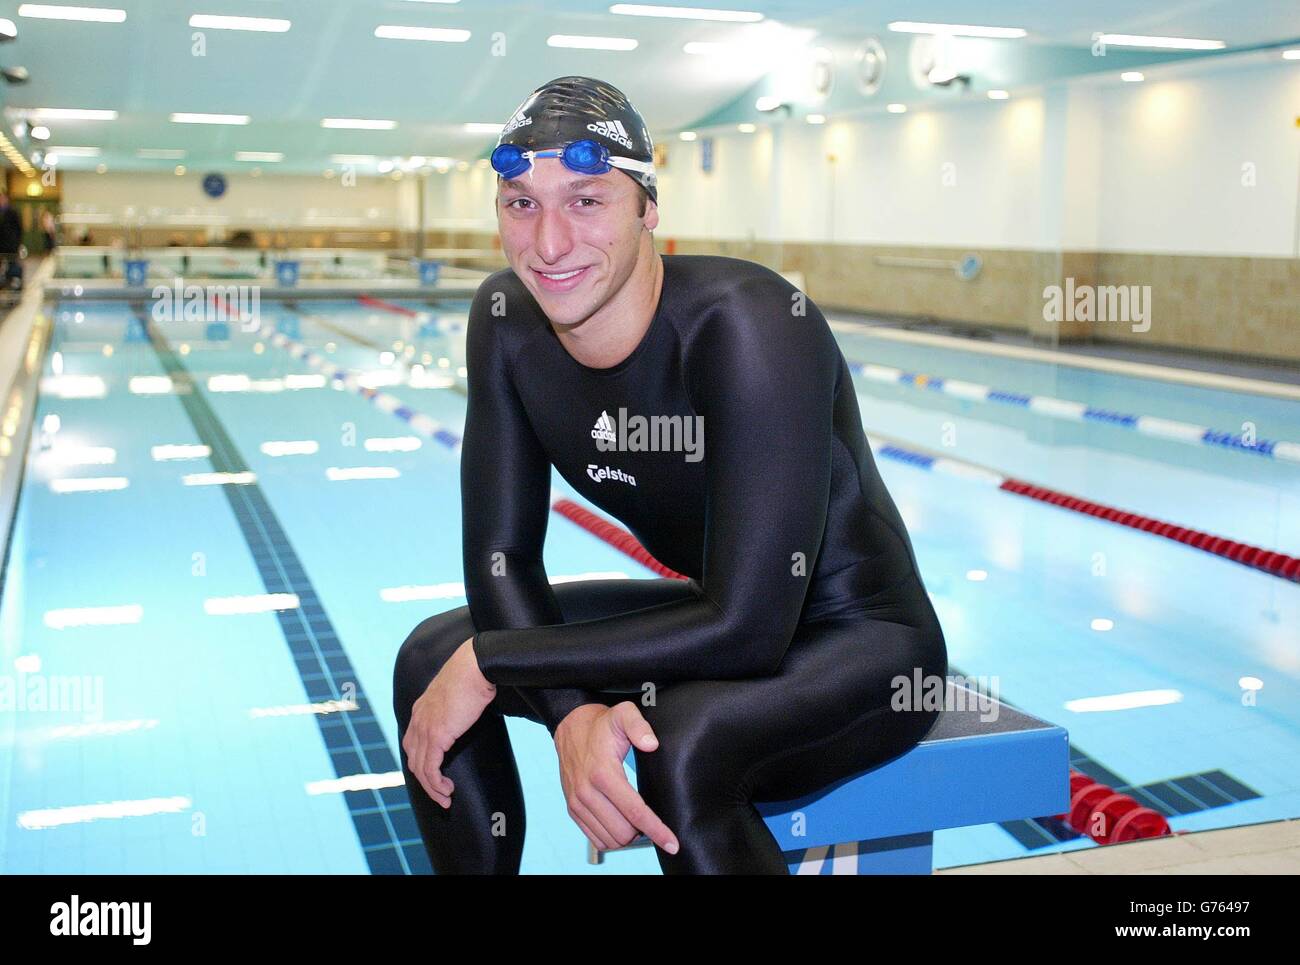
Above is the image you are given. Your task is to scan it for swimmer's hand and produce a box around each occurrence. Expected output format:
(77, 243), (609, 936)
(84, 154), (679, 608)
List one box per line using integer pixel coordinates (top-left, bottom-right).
(554, 702), (680, 856)
(403, 637), (497, 810)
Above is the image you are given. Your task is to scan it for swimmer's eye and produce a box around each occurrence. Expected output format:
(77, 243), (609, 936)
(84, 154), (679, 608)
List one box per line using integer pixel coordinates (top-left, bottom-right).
(502, 197), (602, 211)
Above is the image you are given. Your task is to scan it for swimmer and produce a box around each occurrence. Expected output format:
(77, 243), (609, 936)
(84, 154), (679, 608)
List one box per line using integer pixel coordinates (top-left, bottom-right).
(393, 75), (948, 874)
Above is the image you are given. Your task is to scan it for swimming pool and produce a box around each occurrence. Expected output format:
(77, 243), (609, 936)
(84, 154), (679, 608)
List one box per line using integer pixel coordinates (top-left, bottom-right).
(2, 295), (1296, 873)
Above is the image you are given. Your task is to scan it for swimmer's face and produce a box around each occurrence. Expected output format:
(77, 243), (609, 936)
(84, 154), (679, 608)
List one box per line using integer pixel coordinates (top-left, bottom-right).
(496, 156), (658, 327)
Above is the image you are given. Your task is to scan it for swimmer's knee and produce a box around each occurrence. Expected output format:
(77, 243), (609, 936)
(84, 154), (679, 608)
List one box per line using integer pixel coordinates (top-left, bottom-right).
(393, 609), (474, 712)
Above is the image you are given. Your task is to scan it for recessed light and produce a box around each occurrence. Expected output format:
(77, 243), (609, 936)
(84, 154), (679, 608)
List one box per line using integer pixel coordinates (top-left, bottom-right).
(1098, 33), (1225, 50)
(888, 21), (1026, 39)
(188, 14), (290, 32)
(886, 103), (906, 113)
(170, 112), (250, 125)
(45, 145), (100, 156)
(546, 34), (637, 50)
(608, 4), (763, 22)
(737, 122), (755, 133)
(1121, 71), (1144, 82)
(28, 107), (117, 121)
(18, 4), (126, 23)
(374, 25), (470, 42)
(987, 89), (1009, 100)
(678, 131), (697, 140)
(174, 164), (186, 175)
(321, 118), (397, 130)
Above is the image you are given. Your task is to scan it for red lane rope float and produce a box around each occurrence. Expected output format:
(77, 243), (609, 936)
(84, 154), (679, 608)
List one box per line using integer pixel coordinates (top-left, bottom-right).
(358, 294), (418, 317)
(551, 498), (688, 581)
(1056, 769), (1172, 845)
(1000, 477), (1300, 583)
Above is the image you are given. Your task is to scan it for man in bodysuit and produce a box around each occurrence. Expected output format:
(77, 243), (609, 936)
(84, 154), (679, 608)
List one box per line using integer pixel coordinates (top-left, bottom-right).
(393, 76), (948, 874)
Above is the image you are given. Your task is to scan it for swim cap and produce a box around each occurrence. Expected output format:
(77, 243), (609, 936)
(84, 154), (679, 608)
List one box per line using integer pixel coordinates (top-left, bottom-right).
(496, 75), (657, 204)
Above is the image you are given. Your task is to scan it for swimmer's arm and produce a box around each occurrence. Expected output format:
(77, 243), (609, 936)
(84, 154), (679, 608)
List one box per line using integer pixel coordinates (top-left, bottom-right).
(460, 290), (606, 735)
(473, 273), (837, 689)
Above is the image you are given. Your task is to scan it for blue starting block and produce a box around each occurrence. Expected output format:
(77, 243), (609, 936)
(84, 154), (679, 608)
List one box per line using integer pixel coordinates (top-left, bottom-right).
(606, 684), (1069, 874)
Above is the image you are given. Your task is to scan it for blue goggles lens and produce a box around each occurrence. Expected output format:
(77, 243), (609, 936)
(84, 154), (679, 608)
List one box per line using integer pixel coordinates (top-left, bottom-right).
(491, 139), (614, 179)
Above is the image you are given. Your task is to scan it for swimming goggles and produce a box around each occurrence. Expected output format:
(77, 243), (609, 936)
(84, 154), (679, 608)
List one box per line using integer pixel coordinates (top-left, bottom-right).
(490, 138), (656, 182)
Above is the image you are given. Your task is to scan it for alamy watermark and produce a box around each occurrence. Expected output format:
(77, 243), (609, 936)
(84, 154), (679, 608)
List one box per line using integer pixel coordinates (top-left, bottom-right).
(1043, 277), (1151, 333)
(0, 671), (104, 719)
(891, 669), (1001, 722)
(592, 407), (704, 463)
(151, 280), (261, 331)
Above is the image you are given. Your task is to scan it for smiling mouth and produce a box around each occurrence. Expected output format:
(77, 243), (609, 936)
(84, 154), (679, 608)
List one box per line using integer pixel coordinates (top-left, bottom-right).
(534, 266), (589, 280)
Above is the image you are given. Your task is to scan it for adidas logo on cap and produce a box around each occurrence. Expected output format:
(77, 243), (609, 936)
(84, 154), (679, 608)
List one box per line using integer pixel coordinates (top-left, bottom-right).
(502, 110), (532, 136)
(587, 119), (634, 150)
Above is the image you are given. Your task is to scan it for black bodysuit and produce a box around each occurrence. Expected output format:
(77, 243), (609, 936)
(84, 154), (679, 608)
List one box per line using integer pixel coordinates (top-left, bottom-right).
(393, 254), (948, 874)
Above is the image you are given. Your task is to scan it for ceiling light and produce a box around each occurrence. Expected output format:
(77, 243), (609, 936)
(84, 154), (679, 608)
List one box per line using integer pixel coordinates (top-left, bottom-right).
(886, 103), (906, 113)
(1121, 71), (1144, 82)
(678, 131), (696, 140)
(374, 25), (470, 42)
(234, 151), (282, 162)
(1098, 33), (1225, 50)
(608, 4), (762, 22)
(888, 21), (1026, 39)
(329, 154), (376, 164)
(137, 148), (185, 159)
(188, 14), (290, 32)
(547, 34), (637, 50)
(987, 89), (1009, 99)
(737, 122), (755, 133)
(806, 114), (825, 124)
(170, 112), (250, 124)
(0, 17), (15, 37)
(28, 107), (117, 121)
(30, 124), (50, 138)
(321, 118), (396, 130)
(45, 144), (99, 155)
(1281, 49), (1300, 60)
(18, 4), (125, 22)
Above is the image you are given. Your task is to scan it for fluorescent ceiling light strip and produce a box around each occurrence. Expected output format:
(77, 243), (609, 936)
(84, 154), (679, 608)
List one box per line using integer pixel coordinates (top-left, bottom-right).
(136, 148), (186, 159)
(1098, 33), (1225, 50)
(18, 4), (126, 23)
(547, 34), (637, 50)
(189, 14), (290, 32)
(374, 24), (470, 42)
(321, 118), (396, 129)
(329, 154), (377, 164)
(888, 21), (1026, 39)
(608, 4), (763, 22)
(234, 151), (283, 162)
(45, 145), (100, 156)
(171, 112), (250, 125)
(29, 107), (117, 120)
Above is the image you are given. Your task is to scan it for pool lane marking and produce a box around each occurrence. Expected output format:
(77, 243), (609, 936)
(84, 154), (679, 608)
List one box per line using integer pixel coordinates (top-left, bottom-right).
(134, 304), (430, 875)
(256, 322), (1300, 585)
(828, 318), (1300, 402)
(848, 360), (1300, 464)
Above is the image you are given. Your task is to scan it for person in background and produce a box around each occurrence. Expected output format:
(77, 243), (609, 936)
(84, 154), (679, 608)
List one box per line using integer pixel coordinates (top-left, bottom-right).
(40, 209), (57, 255)
(0, 192), (24, 291)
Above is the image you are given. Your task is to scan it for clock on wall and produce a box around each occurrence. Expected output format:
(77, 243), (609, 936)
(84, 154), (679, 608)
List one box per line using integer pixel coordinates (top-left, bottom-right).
(202, 172), (227, 198)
